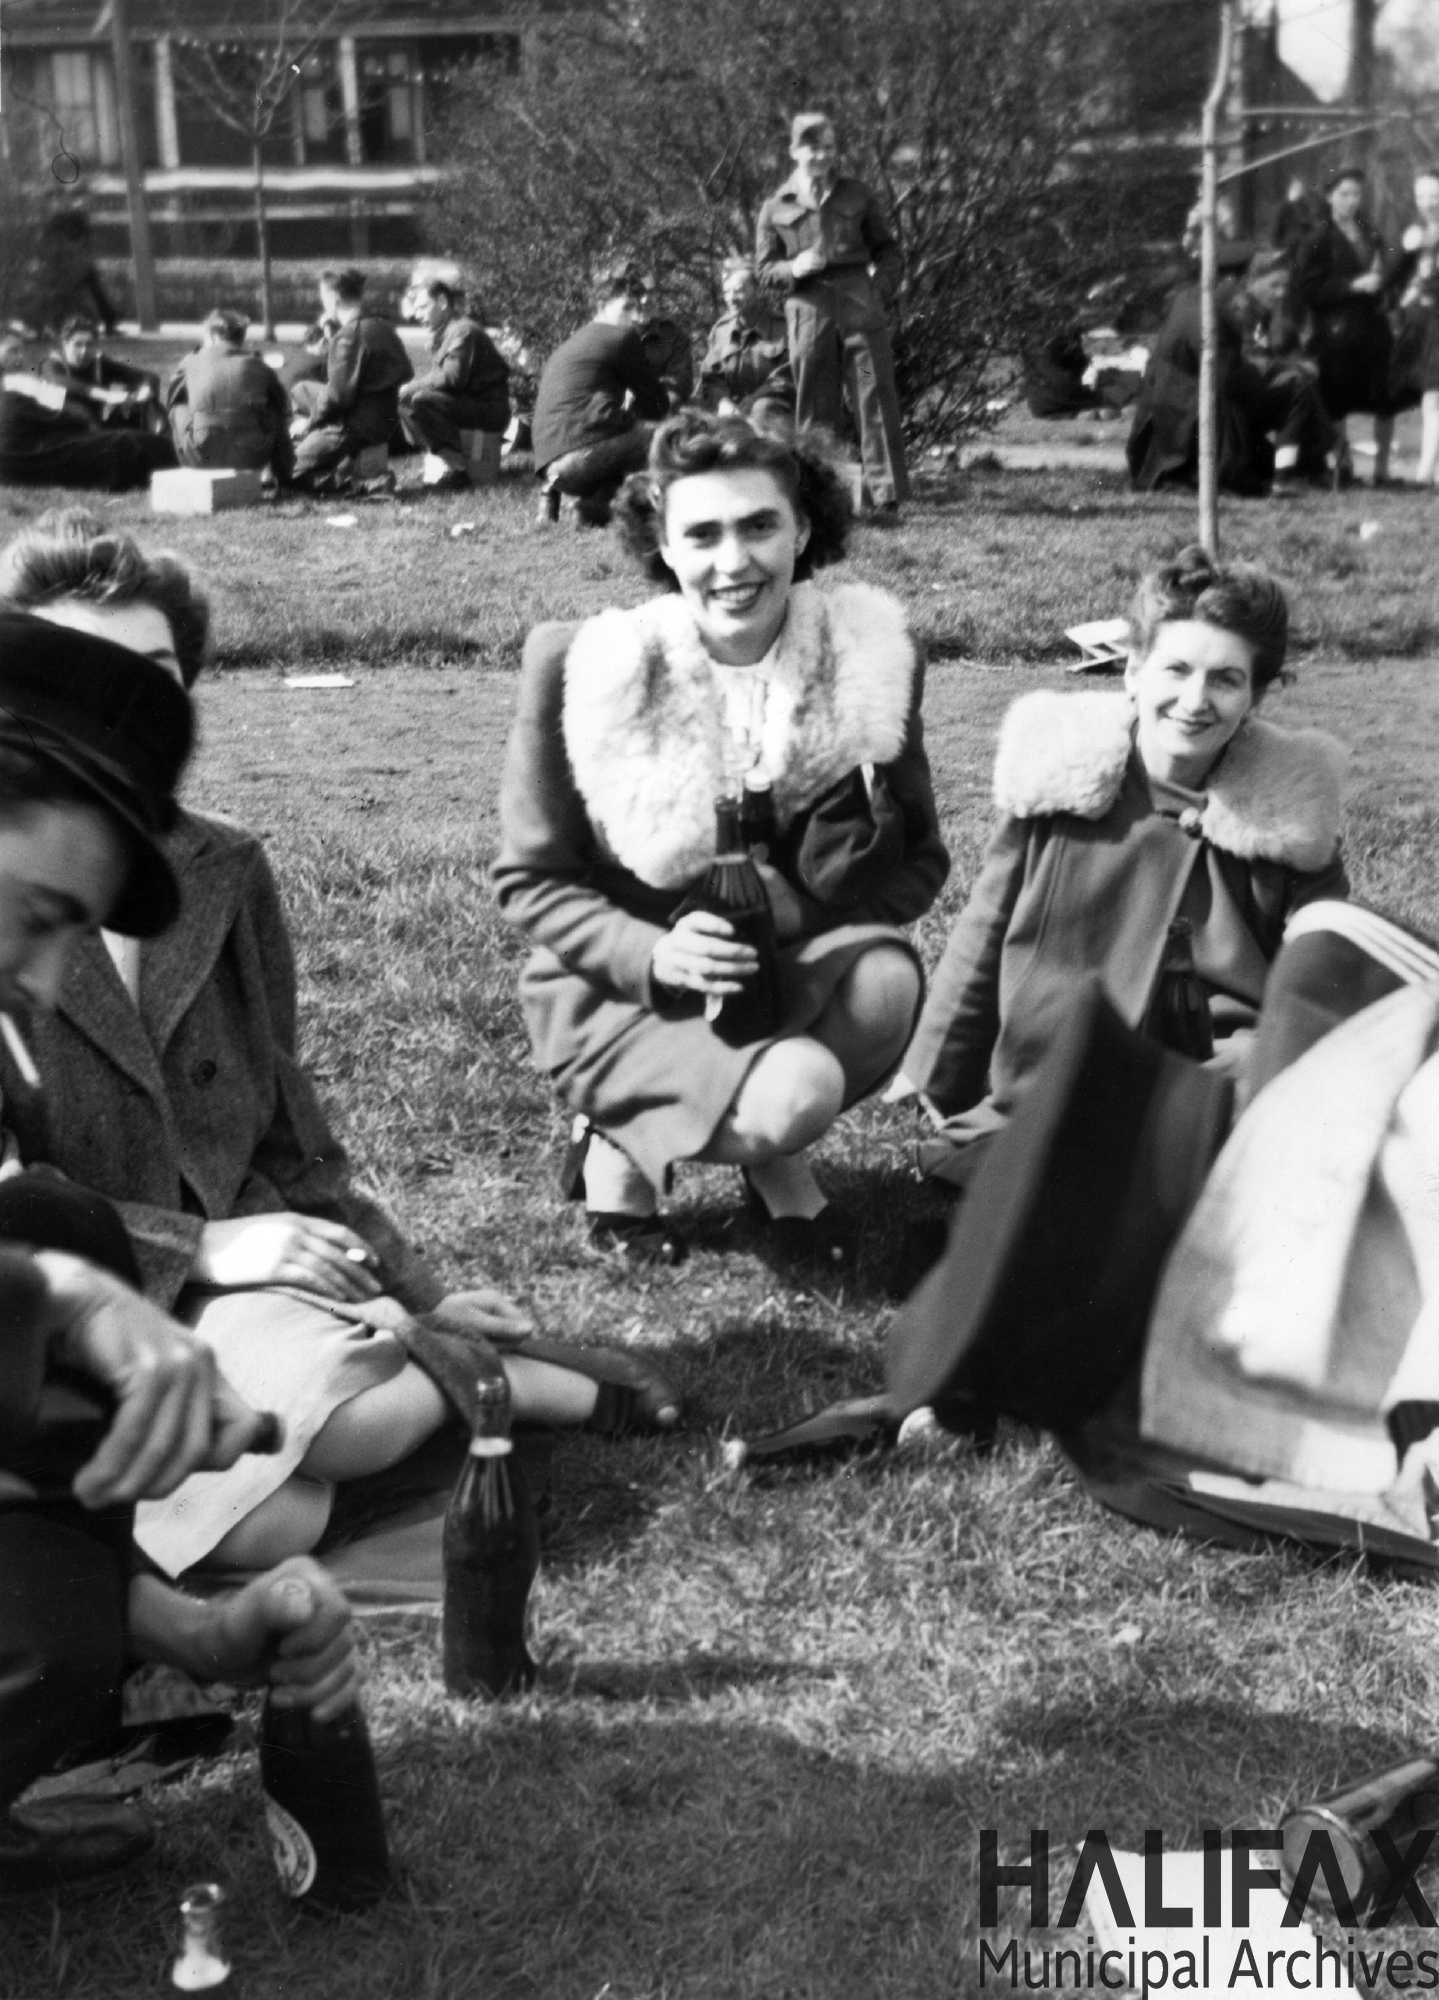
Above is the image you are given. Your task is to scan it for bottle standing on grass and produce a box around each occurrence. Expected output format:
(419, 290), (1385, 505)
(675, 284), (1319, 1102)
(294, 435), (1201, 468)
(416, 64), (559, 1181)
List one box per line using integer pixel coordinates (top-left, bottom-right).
(442, 1375), (540, 1699)
(679, 796), (781, 1048)
(171, 1882), (234, 1992)
(259, 1686), (390, 1913)
(1143, 918), (1214, 1062)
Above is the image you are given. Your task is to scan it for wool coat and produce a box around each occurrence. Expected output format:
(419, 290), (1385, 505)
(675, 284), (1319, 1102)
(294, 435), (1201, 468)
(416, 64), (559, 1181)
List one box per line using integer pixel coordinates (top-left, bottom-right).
(903, 689), (1349, 1153)
(493, 581), (949, 1185)
(1292, 217), (1400, 418)
(0, 809), (442, 1316)
(311, 314), (413, 443)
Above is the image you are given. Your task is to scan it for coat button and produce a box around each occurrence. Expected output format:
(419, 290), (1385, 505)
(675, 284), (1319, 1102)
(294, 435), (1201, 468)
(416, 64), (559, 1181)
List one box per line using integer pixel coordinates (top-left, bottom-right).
(191, 1059), (218, 1088)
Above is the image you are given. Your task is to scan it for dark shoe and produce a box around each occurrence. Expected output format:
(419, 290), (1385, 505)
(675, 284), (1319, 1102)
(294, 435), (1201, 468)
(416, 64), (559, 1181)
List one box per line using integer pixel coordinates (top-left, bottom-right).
(742, 1171), (849, 1272)
(587, 1211), (687, 1268)
(509, 1334), (682, 1433)
(0, 1800), (153, 1900)
(725, 1392), (897, 1466)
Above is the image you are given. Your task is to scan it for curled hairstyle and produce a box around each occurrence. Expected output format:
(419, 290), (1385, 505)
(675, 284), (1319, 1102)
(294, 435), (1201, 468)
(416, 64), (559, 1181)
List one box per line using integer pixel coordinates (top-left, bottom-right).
(0, 509), (210, 688)
(613, 411), (852, 587)
(1128, 544), (1289, 693)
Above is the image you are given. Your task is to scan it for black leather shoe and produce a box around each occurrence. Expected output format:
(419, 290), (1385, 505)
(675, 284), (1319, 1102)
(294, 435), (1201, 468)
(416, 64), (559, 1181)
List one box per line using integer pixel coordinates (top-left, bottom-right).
(742, 1171), (849, 1272)
(0, 1799), (154, 1899)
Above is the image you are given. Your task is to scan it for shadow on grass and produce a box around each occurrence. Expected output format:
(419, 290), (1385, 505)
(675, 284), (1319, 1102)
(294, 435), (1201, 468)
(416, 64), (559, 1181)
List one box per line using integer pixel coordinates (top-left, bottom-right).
(562, 1652), (837, 1702)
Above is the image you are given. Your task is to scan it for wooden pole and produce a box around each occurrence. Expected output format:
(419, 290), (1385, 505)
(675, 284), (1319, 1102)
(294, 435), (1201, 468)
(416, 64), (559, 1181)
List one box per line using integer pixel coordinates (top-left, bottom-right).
(108, 0), (159, 329)
(1198, 0), (1236, 557)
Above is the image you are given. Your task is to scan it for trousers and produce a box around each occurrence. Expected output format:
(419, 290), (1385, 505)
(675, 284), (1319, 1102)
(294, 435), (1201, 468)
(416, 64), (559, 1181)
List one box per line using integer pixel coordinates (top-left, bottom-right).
(785, 271), (909, 505)
(543, 426), (653, 523)
(399, 387), (508, 461)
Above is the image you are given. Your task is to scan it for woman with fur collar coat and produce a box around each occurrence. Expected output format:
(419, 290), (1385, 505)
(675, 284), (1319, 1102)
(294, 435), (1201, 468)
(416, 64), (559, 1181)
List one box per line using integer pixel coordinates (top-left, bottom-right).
(494, 413), (948, 1264)
(897, 548), (1348, 1182)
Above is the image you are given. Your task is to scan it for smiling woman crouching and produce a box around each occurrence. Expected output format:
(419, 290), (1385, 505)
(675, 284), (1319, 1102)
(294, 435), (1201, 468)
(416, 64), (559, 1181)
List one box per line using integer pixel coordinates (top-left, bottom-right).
(493, 412), (949, 1268)
(897, 545), (1350, 1185)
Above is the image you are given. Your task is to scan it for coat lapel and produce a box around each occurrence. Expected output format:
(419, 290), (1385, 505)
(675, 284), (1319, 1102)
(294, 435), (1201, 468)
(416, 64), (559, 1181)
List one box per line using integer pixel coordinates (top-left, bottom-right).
(55, 934), (167, 1100)
(143, 813), (256, 1053)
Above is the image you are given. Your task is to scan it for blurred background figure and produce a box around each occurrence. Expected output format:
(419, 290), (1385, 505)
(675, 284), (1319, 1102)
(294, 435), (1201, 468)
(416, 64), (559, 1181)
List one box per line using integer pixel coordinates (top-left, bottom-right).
(42, 315), (163, 436)
(1292, 168), (1405, 485)
(0, 333), (169, 491)
(698, 256), (793, 420)
(398, 277), (511, 492)
(166, 308), (293, 482)
(1389, 166), (1439, 487)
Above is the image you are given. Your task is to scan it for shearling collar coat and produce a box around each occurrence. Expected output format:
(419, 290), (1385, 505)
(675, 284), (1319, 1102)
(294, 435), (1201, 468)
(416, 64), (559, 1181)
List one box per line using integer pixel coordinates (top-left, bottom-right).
(0, 809), (440, 1313)
(904, 689), (1350, 1149)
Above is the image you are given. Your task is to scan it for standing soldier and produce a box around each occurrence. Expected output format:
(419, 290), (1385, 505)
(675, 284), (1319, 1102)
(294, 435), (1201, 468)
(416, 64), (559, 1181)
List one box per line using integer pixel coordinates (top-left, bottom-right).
(756, 112), (908, 511)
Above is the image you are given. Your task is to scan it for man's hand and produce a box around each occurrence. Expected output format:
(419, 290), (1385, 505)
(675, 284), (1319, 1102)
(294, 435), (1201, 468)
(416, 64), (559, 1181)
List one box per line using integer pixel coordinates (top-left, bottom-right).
(431, 1287), (536, 1343)
(34, 1251), (273, 1508)
(192, 1213), (382, 1303)
(131, 1557), (361, 1724)
(651, 911), (758, 996)
(790, 246), (827, 280)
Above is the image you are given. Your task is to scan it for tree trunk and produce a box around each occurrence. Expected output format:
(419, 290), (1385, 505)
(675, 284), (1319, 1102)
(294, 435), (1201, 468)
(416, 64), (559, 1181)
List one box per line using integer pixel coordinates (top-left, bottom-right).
(1198, 0), (1236, 558)
(253, 140), (275, 339)
(109, 0), (159, 328)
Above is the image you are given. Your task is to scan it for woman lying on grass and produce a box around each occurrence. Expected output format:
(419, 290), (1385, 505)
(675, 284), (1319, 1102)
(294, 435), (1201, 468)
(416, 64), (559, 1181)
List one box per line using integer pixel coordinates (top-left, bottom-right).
(493, 411), (949, 1271)
(893, 545), (1349, 1186)
(0, 510), (680, 1580)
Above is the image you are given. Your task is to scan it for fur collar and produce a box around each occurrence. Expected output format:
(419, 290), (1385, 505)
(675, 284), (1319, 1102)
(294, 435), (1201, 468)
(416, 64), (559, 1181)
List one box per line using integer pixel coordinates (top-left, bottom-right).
(562, 581), (916, 888)
(993, 689), (1346, 871)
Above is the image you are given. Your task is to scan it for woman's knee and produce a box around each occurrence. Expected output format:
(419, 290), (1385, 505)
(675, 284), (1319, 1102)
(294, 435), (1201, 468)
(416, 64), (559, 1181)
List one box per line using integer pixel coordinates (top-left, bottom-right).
(835, 947), (922, 1042)
(728, 1040), (847, 1152)
(206, 1475), (334, 1570)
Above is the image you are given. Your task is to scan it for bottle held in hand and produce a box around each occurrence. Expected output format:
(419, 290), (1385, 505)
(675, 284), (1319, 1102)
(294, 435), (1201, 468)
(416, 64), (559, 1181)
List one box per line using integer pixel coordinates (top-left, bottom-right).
(259, 1693), (390, 1913)
(442, 1375), (540, 1700)
(1143, 918), (1214, 1062)
(678, 795), (781, 1048)
(739, 773), (777, 862)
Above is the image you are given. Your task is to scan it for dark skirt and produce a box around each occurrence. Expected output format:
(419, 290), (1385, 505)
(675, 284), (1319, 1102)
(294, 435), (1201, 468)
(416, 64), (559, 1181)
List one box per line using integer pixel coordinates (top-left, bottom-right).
(1308, 299), (1402, 418)
(520, 924), (923, 1189)
(1391, 302), (1439, 398)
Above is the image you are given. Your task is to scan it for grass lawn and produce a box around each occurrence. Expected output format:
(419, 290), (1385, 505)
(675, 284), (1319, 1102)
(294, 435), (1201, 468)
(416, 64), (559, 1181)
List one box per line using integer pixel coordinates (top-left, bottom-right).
(1, 463), (1437, 2000)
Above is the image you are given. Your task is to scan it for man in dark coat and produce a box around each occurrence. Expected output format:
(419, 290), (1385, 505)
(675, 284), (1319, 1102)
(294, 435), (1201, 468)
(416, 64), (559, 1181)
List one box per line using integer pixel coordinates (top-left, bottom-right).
(398, 278), (511, 490)
(531, 263), (672, 526)
(0, 610), (357, 1896)
(41, 316), (163, 434)
(165, 308), (293, 479)
(1126, 254), (1335, 493)
(291, 267), (413, 492)
(0, 336), (169, 490)
(698, 257), (794, 418)
(756, 112), (908, 509)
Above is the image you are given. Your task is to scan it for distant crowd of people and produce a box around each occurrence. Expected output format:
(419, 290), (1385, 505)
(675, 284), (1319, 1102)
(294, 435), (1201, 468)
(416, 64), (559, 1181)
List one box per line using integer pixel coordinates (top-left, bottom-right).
(1127, 163), (1439, 495)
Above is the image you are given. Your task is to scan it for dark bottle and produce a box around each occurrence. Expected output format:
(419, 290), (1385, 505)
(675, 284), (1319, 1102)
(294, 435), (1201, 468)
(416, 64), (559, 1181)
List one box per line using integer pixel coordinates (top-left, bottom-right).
(171, 1882), (234, 1992)
(678, 796), (781, 1048)
(442, 1375), (540, 1700)
(1143, 918), (1214, 1062)
(259, 1694), (390, 1913)
(739, 773), (777, 862)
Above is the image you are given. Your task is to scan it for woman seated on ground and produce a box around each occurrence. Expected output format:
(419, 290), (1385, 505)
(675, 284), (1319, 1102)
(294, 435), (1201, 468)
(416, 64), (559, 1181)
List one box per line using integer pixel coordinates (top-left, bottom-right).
(891, 547), (1348, 1187)
(0, 510), (679, 1581)
(493, 411), (949, 1268)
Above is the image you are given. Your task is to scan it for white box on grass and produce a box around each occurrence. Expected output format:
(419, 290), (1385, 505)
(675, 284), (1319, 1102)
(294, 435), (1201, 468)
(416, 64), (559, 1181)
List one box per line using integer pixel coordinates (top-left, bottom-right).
(151, 468), (265, 516)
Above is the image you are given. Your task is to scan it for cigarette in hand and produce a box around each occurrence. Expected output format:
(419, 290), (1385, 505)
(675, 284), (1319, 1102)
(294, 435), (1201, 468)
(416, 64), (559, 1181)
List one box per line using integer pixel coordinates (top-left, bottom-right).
(0, 1013), (41, 1089)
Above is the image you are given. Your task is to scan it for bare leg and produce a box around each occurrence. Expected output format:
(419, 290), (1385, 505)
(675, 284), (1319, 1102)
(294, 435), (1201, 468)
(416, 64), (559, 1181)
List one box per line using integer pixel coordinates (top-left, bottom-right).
(806, 946), (922, 1102)
(206, 1474), (336, 1569)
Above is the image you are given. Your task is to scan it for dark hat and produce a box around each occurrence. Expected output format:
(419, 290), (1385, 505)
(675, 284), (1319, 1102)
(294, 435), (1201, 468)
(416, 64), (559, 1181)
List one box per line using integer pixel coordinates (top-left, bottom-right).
(204, 306), (250, 342)
(790, 111), (834, 146)
(886, 980), (1234, 1433)
(0, 608), (192, 937)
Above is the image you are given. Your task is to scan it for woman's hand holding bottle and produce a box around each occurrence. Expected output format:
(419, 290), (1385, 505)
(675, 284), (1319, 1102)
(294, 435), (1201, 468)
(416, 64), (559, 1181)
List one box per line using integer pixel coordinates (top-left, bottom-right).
(651, 912), (758, 996)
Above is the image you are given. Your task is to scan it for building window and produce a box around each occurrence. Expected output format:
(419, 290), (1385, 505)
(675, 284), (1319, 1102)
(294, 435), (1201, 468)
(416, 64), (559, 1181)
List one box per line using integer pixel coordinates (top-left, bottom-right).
(40, 50), (120, 167)
(357, 45), (417, 163)
(297, 48), (345, 162)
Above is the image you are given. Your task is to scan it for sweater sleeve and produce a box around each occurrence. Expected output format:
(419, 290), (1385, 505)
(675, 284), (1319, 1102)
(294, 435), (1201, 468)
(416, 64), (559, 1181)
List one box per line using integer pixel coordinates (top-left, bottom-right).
(901, 814), (1031, 1114)
(491, 626), (670, 1008)
(843, 676), (950, 927)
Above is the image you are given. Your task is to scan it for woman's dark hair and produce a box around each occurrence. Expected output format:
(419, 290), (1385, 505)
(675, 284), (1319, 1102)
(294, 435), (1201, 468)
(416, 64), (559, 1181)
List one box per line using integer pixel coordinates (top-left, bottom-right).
(424, 278), (460, 308)
(60, 313), (97, 340)
(0, 509), (210, 688)
(1324, 166), (1365, 195)
(613, 411), (852, 587)
(320, 266), (366, 303)
(1128, 545), (1289, 693)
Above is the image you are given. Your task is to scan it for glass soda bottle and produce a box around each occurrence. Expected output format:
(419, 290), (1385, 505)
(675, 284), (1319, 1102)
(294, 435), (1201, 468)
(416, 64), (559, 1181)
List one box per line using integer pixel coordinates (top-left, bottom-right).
(1143, 917), (1214, 1061)
(679, 796), (781, 1048)
(442, 1375), (540, 1700)
(171, 1882), (234, 1992)
(739, 773), (777, 862)
(259, 1694), (390, 1913)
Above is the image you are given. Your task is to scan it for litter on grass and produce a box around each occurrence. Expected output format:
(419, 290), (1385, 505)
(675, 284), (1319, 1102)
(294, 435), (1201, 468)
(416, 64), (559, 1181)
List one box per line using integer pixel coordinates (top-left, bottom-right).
(284, 673), (356, 689)
(325, 513), (359, 528)
(1065, 617), (1130, 672)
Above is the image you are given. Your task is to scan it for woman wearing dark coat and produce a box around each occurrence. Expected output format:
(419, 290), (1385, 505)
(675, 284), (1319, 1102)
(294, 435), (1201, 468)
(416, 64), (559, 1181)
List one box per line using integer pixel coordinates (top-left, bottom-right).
(494, 413), (948, 1267)
(1388, 165), (1439, 487)
(892, 549), (1348, 1185)
(1292, 169), (1404, 480)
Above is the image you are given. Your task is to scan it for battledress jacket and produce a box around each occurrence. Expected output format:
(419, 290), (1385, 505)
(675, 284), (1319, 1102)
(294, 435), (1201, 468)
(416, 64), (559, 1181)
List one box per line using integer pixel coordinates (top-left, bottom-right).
(492, 581), (949, 1184)
(0, 809), (442, 1316)
(903, 689), (1349, 1148)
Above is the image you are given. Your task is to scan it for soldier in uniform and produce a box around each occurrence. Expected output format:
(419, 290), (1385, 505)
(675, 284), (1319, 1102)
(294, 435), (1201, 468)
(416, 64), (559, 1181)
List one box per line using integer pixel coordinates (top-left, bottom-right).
(698, 256), (793, 419)
(756, 112), (908, 510)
